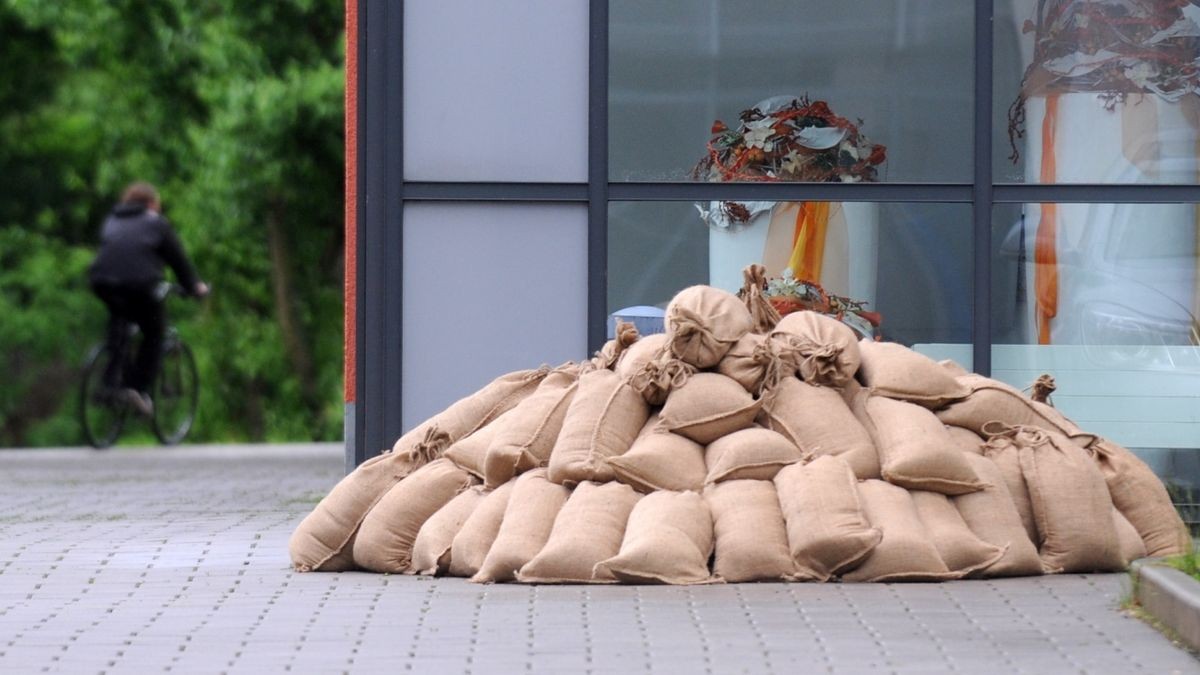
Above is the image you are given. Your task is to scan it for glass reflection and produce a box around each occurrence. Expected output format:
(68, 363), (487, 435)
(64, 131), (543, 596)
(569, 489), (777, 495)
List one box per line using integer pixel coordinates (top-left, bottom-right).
(609, 201), (972, 349)
(996, 0), (1200, 184)
(993, 202), (1199, 452)
(610, 0), (974, 182)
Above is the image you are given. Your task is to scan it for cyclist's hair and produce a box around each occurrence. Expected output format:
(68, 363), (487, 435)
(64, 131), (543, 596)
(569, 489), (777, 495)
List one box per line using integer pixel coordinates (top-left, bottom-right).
(121, 182), (160, 208)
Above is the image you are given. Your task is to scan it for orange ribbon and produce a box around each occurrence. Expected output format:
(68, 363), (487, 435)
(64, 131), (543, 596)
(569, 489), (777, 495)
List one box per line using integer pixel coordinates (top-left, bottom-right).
(1035, 95), (1059, 345)
(787, 201), (831, 283)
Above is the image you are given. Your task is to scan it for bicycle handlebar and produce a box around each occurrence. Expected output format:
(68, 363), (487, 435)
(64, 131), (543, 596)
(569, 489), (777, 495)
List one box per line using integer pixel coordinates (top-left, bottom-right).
(154, 282), (208, 302)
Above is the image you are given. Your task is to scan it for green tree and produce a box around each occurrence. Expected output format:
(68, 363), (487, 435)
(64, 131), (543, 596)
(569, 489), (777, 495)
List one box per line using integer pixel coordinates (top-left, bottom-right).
(0, 0), (344, 446)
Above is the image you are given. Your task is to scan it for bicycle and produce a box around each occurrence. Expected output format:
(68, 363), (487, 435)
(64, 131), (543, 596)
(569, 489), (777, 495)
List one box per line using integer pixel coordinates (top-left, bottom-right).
(79, 282), (200, 448)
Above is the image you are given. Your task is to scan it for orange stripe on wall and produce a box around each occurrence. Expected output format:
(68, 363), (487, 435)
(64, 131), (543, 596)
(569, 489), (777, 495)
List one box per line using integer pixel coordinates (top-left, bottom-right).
(344, 0), (358, 403)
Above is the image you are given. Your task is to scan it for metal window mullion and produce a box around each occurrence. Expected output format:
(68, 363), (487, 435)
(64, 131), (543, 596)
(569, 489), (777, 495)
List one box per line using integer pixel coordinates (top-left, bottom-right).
(403, 182), (589, 202)
(357, 0), (405, 464)
(608, 182), (973, 203)
(972, 0), (994, 377)
(994, 183), (1200, 203)
(385, 0), (405, 452)
(588, 0), (609, 353)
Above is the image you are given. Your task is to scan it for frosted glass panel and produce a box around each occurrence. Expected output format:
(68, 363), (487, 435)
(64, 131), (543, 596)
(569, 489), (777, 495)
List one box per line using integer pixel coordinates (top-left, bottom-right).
(402, 203), (587, 430)
(404, 0), (588, 182)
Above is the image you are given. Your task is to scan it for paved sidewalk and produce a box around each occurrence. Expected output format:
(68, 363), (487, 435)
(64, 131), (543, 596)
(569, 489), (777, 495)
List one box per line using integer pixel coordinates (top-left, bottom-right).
(1, 444), (1197, 675)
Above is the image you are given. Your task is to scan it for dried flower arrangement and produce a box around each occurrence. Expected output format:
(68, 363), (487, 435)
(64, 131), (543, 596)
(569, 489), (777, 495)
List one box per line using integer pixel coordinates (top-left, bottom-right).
(694, 95), (887, 190)
(761, 268), (882, 339)
(1008, 0), (1200, 161)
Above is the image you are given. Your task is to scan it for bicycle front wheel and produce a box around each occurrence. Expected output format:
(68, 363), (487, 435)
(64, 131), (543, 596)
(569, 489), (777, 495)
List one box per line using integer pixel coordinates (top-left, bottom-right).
(79, 345), (128, 449)
(152, 340), (199, 445)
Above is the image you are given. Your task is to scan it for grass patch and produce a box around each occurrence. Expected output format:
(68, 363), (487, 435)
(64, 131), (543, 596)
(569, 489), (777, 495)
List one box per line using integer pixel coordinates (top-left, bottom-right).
(1163, 546), (1200, 582)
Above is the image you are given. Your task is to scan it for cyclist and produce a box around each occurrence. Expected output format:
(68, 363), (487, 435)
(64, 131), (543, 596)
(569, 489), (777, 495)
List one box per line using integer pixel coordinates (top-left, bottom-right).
(87, 182), (209, 416)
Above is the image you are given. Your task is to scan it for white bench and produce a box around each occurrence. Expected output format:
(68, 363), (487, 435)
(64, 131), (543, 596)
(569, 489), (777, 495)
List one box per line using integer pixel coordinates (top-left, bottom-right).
(914, 344), (1200, 450)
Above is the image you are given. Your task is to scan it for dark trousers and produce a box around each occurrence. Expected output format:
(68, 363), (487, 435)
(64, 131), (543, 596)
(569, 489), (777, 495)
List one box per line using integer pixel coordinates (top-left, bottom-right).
(91, 282), (164, 394)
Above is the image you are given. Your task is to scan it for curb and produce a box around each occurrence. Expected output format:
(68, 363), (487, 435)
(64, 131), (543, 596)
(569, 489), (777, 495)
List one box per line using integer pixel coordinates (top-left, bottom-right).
(1134, 560), (1200, 651)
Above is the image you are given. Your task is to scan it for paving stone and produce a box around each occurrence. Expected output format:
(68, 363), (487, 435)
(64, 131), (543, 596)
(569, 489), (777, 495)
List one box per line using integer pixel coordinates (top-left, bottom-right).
(1, 443), (1198, 674)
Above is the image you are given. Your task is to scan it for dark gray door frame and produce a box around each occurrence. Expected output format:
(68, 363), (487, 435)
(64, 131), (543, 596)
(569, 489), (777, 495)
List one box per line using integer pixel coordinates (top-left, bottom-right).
(350, 0), (1200, 468)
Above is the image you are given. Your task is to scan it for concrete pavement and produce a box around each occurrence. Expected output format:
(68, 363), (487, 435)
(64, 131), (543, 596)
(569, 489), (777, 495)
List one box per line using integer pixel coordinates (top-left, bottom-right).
(1, 443), (1197, 674)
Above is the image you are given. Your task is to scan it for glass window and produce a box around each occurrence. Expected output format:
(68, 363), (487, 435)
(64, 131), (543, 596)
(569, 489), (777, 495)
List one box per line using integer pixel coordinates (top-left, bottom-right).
(994, 0), (1200, 184)
(609, 200), (973, 352)
(403, 203), (588, 430)
(403, 0), (589, 182)
(991, 202), (1199, 452)
(609, 1), (975, 182)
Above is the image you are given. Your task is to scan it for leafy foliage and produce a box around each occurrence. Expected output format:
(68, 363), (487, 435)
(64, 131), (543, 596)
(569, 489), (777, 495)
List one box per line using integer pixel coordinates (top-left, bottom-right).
(0, 0), (344, 446)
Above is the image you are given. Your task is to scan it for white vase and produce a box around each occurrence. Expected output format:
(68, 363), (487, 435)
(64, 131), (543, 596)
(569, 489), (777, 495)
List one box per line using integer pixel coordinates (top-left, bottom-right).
(706, 201), (879, 307)
(1019, 94), (1199, 345)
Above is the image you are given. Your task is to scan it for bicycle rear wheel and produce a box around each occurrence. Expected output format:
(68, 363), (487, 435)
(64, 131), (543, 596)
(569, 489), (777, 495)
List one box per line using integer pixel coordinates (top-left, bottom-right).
(79, 345), (128, 449)
(152, 339), (198, 445)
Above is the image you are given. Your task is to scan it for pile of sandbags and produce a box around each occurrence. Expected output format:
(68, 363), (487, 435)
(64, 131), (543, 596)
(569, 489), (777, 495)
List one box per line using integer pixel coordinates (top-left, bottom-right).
(290, 274), (1188, 583)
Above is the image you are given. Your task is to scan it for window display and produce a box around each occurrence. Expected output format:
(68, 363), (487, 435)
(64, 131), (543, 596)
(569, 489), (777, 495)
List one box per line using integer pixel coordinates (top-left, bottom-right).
(610, 0), (973, 182)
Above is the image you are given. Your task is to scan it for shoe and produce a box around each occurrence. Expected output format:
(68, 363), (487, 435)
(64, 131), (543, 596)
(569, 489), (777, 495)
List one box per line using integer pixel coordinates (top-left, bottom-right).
(121, 389), (154, 417)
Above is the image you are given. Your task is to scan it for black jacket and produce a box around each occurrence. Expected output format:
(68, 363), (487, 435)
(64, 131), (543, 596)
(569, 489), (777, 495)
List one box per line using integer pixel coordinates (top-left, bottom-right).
(88, 202), (200, 292)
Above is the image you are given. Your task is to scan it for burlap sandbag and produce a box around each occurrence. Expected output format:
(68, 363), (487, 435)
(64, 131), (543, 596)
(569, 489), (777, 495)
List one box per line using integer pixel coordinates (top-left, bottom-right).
(938, 359), (970, 377)
(615, 333), (669, 381)
(839, 380), (883, 479)
(444, 414), (508, 480)
(856, 340), (969, 408)
(738, 264), (782, 334)
(658, 373), (761, 445)
(517, 481), (641, 583)
(448, 481), (515, 578)
(704, 427), (805, 483)
(607, 416), (707, 493)
(716, 333), (777, 395)
(936, 374), (1091, 441)
(548, 369), (649, 486)
(589, 321), (640, 371)
(474, 468), (570, 582)
(289, 365), (549, 572)
(1114, 507), (1149, 565)
(953, 453), (1043, 577)
(289, 425), (453, 572)
(705, 480), (805, 582)
(911, 490), (1005, 577)
(353, 459), (476, 574)
(483, 368), (580, 488)
(595, 490), (714, 585)
(865, 396), (985, 495)
(979, 434), (1038, 545)
(843, 481), (961, 582)
(628, 353), (697, 407)
(664, 285), (753, 368)
(1005, 425), (1124, 573)
(768, 310), (860, 387)
(391, 366), (552, 456)
(760, 377), (877, 476)
(774, 456), (881, 581)
(409, 486), (488, 575)
(945, 425), (984, 455)
(1087, 437), (1188, 557)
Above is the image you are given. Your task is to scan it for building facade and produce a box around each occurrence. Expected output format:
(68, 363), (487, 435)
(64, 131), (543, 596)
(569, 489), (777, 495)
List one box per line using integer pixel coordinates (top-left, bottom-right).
(345, 1), (1200, 497)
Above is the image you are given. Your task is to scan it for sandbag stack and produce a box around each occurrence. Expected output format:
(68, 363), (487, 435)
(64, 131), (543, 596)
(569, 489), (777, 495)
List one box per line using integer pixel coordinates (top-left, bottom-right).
(291, 275), (1189, 584)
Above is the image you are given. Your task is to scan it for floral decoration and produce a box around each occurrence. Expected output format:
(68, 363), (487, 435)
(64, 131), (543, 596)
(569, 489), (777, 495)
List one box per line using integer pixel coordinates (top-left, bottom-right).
(694, 95), (887, 190)
(1009, 0), (1200, 160)
(761, 268), (882, 338)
